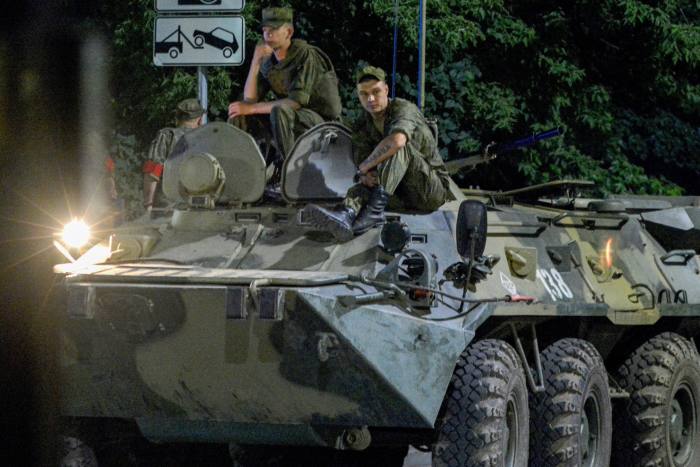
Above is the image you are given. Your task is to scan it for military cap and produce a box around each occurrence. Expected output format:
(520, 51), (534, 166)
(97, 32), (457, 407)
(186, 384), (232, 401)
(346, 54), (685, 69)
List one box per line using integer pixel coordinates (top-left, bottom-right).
(261, 7), (293, 28)
(356, 65), (386, 84)
(175, 98), (205, 120)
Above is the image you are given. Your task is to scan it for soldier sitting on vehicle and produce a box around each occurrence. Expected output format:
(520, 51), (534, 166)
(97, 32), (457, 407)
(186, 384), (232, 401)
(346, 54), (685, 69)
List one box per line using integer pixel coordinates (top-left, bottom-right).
(305, 66), (454, 241)
(143, 98), (205, 214)
(227, 7), (342, 178)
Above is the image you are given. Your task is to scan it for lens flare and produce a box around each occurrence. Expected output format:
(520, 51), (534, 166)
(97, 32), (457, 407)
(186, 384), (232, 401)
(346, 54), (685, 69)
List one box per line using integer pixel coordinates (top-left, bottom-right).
(62, 219), (91, 249)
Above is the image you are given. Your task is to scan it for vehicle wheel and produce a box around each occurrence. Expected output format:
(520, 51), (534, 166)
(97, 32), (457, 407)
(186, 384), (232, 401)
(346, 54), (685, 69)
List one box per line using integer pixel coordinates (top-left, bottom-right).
(194, 35), (204, 47)
(223, 47), (233, 58)
(169, 48), (179, 59)
(614, 332), (700, 467)
(432, 339), (529, 467)
(530, 338), (612, 467)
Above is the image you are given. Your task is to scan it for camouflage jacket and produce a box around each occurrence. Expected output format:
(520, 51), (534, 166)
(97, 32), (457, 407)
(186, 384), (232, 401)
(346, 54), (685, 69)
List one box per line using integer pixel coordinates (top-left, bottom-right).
(146, 126), (190, 165)
(143, 126), (191, 180)
(350, 98), (450, 178)
(259, 39), (341, 120)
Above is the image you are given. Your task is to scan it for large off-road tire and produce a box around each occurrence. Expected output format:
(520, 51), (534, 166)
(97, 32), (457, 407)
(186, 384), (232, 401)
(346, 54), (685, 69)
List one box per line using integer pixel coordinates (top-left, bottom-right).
(432, 339), (529, 467)
(614, 332), (700, 467)
(530, 338), (612, 467)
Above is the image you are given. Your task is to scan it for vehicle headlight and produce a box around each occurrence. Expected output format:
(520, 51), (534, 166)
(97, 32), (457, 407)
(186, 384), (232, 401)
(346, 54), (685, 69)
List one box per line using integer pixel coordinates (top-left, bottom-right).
(62, 219), (91, 249)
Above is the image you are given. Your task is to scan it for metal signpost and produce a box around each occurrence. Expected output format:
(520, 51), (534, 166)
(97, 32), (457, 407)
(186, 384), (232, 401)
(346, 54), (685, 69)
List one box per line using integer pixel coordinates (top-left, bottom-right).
(153, 1), (246, 123)
(153, 17), (245, 66)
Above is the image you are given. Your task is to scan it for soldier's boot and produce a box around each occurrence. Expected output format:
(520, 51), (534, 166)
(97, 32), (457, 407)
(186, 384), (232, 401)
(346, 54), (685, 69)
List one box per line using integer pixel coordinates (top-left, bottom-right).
(304, 204), (356, 242)
(353, 187), (390, 235)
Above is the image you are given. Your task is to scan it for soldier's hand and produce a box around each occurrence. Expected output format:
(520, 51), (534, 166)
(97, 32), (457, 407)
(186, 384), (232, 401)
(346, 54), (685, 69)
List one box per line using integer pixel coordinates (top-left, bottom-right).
(253, 42), (274, 64)
(484, 141), (497, 159)
(228, 101), (254, 118)
(360, 171), (378, 188)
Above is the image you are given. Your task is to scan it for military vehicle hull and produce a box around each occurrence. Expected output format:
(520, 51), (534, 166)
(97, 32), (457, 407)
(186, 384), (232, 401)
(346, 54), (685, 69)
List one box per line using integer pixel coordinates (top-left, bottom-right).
(56, 123), (700, 466)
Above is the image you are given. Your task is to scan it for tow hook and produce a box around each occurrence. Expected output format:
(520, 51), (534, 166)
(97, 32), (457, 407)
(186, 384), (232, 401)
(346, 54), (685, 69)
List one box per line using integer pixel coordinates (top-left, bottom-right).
(336, 426), (371, 451)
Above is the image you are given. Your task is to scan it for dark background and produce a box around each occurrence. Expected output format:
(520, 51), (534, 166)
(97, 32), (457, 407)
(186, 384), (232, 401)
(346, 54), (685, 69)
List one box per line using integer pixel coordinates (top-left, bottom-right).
(0, 1), (90, 464)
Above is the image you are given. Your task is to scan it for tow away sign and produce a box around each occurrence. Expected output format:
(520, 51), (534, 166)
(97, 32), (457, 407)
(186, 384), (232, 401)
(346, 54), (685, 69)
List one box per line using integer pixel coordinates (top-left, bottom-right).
(155, 0), (244, 12)
(153, 16), (245, 66)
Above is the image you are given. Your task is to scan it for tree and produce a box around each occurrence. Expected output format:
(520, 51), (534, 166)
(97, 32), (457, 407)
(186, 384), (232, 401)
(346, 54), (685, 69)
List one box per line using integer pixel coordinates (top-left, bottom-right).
(101, 0), (699, 210)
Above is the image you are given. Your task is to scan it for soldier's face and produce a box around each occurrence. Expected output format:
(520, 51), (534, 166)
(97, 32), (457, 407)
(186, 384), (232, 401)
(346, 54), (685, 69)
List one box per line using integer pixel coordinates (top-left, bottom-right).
(262, 25), (293, 50)
(357, 80), (389, 116)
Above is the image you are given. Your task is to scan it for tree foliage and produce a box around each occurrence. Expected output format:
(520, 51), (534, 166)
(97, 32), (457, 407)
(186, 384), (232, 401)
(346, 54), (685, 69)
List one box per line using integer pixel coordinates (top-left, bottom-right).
(100, 0), (699, 202)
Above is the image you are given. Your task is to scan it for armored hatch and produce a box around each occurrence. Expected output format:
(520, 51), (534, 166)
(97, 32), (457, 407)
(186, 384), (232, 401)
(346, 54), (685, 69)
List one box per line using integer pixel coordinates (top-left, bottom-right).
(281, 122), (356, 202)
(163, 122), (266, 206)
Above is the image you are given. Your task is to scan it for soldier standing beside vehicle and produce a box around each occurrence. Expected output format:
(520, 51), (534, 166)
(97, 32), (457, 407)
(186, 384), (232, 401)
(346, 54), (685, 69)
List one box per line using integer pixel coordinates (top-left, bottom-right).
(228, 7), (342, 172)
(306, 66), (454, 241)
(142, 98), (205, 214)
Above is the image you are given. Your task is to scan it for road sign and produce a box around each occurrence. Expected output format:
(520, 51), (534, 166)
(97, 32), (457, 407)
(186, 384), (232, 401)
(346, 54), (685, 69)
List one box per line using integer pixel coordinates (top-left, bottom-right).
(153, 16), (245, 66)
(155, 0), (244, 12)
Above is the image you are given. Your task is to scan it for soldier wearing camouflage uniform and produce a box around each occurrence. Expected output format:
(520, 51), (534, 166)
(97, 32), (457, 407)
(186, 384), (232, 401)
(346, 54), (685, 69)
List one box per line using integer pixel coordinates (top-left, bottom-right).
(228, 7), (341, 167)
(143, 98), (205, 213)
(306, 66), (453, 241)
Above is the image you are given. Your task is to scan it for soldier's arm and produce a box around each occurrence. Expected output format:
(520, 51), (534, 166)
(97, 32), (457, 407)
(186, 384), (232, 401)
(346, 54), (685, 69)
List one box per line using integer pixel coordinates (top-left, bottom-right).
(233, 46), (320, 118)
(143, 175), (157, 211)
(358, 101), (420, 173)
(142, 130), (171, 210)
(242, 43), (274, 102)
(243, 98), (301, 115)
(358, 132), (408, 174)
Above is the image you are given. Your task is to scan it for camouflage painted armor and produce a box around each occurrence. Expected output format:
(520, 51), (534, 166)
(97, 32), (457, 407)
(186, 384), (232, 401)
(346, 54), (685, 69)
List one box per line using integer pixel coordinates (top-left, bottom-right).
(55, 120), (700, 467)
(345, 98), (453, 212)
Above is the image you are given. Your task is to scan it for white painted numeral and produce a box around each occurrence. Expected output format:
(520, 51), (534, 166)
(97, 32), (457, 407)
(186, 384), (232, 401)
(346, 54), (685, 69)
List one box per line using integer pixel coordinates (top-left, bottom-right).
(537, 268), (573, 301)
(550, 268), (573, 298)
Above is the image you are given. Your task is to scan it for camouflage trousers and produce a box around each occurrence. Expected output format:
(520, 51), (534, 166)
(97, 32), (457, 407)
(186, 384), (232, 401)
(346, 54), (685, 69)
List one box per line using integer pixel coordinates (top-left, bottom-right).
(344, 144), (450, 213)
(229, 104), (325, 162)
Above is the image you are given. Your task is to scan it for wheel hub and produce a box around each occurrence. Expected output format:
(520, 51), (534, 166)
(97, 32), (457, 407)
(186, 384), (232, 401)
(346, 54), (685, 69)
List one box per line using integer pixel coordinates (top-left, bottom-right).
(581, 411), (590, 458)
(670, 384), (696, 466)
(581, 394), (600, 467)
(504, 395), (518, 467)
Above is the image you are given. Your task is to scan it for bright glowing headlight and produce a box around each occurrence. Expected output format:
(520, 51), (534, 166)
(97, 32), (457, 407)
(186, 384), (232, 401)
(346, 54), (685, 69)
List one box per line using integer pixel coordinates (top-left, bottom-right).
(62, 220), (91, 249)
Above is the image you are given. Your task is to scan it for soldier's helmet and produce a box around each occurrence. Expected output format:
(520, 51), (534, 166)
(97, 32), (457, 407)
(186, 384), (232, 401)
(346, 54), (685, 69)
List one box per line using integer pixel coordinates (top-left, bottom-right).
(176, 98), (205, 120)
(261, 7), (293, 28)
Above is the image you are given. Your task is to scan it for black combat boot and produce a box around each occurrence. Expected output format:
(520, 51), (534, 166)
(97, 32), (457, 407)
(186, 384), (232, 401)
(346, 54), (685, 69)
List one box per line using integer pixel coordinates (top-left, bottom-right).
(353, 187), (390, 234)
(304, 204), (357, 242)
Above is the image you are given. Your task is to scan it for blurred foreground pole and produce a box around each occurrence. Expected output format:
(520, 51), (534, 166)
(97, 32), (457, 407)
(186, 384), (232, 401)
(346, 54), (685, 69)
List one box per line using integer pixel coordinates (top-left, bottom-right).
(0, 2), (97, 465)
(80, 33), (114, 229)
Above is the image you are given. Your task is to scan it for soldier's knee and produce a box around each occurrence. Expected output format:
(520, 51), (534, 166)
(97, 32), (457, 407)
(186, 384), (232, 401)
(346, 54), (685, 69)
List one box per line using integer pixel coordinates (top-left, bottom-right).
(270, 104), (295, 125)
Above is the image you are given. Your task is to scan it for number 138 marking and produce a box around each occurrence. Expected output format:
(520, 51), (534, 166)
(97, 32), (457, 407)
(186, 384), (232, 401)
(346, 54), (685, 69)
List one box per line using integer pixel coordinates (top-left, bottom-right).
(536, 268), (573, 301)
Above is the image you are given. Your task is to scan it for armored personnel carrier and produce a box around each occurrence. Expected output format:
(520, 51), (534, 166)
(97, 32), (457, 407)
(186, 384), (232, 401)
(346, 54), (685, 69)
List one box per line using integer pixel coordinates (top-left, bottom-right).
(55, 122), (700, 466)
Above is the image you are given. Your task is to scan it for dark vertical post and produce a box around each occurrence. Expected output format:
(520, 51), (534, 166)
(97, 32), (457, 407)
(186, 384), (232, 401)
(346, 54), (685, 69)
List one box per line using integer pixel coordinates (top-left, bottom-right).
(417, 0), (426, 110)
(0, 2), (99, 465)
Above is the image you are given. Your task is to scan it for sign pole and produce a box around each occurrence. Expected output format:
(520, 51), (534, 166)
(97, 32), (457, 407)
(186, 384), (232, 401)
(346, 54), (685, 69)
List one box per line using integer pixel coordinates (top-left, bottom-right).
(198, 66), (208, 124)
